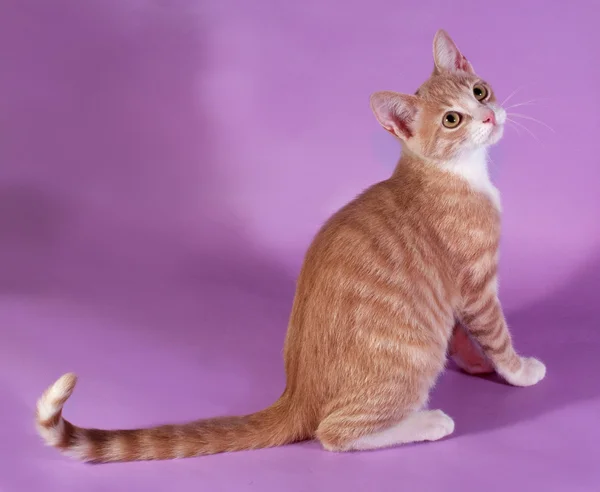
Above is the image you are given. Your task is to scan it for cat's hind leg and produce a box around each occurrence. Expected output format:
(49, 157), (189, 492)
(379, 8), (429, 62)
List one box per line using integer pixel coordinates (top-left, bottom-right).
(449, 321), (495, 375)
(316, 375), (454, 452)
(317, 407), (454, 452)
(317, 323), (453, 452)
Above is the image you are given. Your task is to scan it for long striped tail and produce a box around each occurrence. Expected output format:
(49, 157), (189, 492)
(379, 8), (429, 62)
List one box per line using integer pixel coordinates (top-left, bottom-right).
(35, 373), (303, 462)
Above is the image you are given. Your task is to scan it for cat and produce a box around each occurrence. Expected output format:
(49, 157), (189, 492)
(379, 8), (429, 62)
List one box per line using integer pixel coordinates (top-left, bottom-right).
(35, 29), (545, 462)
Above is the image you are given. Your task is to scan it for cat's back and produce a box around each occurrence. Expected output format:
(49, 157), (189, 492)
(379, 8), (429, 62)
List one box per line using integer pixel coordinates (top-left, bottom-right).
(297, 167), (431, 284)
(304, 159), (499, 275)
(309, 162), (442, 253)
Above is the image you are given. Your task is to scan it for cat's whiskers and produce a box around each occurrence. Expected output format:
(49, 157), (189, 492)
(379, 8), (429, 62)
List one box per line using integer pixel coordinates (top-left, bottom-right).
(504, 99), (539, 110)
(507, 112), (555, 133)
(506, 117), (542, 144)
(505, 122), (522, 136)
(500, 86), (525, 107)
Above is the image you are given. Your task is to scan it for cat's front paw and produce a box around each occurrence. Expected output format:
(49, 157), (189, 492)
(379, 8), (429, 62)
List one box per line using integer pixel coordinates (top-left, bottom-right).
(502, 357), (546, 387)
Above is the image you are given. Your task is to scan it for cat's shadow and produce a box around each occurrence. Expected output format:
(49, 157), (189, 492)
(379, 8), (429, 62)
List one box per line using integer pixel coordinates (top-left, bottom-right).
(430, 255), (600, 437)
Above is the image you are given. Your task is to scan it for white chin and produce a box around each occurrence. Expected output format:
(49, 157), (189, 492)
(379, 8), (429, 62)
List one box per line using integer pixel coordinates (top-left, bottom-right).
(486, 125), (504, 146)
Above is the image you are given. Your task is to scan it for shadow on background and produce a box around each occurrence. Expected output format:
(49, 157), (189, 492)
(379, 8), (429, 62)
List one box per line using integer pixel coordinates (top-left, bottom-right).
(0, 0), (298, 410)
(434, 255), (600, 436)
(0, 0), (295, 298)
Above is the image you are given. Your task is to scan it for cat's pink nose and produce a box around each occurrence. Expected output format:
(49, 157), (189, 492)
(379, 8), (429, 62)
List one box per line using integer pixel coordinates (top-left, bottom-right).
(482, 111), (496, 125)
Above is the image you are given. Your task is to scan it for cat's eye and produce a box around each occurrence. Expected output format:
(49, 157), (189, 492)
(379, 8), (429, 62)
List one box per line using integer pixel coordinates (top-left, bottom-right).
(442, 111), (462, 128)
(473, 83), (488, 101)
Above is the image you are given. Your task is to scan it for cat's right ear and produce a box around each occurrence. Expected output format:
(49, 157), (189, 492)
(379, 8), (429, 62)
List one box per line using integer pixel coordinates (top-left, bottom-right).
(433, 29), (475, 74)
(370, 91), (420, 141)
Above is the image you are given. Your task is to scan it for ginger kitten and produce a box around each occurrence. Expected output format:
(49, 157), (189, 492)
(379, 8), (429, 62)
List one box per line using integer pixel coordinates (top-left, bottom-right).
(35, 29), (545, 461)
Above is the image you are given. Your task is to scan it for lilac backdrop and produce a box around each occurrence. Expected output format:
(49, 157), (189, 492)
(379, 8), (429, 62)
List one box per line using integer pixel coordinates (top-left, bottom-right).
(1, 0), (599, 491)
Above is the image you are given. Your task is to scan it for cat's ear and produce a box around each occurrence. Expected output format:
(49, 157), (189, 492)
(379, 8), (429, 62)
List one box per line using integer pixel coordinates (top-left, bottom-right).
(370, 91), (420, 140)
(433, 29), (475, 74)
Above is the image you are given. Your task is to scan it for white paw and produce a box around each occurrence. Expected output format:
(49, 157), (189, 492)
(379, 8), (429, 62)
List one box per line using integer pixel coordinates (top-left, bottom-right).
(504, 357), (546, 387)
(421, 410), (455, 442)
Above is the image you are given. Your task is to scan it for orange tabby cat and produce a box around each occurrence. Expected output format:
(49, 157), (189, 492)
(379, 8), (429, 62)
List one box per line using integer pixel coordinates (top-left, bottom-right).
(36, 29), (545, 462)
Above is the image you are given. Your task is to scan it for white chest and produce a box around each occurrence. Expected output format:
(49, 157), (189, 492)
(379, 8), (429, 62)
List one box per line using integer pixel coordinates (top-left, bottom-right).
(443, 150), (501, 210)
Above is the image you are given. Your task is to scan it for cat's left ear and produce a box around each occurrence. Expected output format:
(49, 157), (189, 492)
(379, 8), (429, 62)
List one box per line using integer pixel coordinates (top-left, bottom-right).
(433, 29), (475, 74)
(370, 91), (420, 141)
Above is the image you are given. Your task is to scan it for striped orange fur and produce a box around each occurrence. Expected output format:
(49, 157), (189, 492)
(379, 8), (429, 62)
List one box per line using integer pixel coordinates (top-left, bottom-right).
(35, 29), (545, 462)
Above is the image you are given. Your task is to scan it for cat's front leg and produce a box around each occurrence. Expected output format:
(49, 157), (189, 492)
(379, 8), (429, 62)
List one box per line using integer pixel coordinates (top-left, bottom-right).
(458, 274), (546, 387)
(448, 321), (495, 375)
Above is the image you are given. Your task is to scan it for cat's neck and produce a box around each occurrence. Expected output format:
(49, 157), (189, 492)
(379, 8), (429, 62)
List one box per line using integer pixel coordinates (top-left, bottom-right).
(440, 149), (501, 211)
(396, 147), (501, 211)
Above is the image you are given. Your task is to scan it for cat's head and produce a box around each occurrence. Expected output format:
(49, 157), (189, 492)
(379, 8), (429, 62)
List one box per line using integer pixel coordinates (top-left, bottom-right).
(371, 30), (506, 162)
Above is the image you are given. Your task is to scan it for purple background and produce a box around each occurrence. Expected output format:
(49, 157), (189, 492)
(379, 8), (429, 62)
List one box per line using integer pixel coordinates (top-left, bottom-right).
(1, 0), (599, 490)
